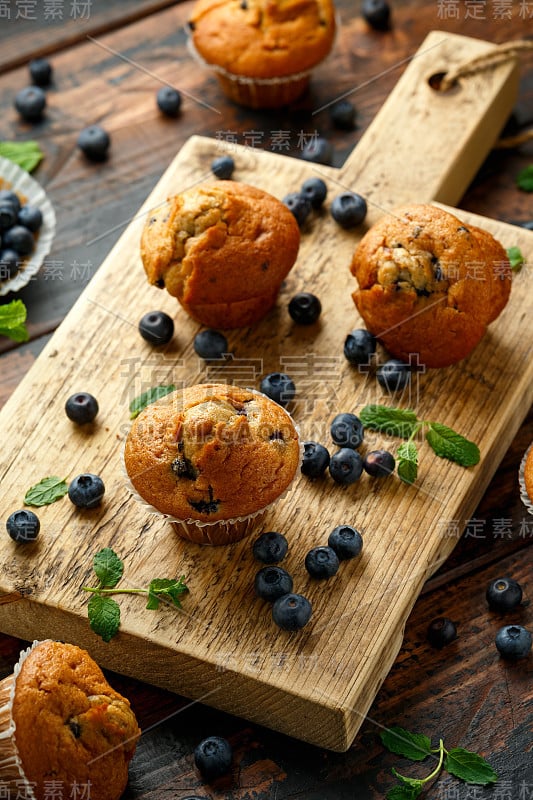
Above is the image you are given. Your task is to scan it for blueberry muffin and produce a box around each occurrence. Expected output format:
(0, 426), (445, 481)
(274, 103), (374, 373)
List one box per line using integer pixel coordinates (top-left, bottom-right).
(519, 443), (533, 516)
(0, 640), (140, 800)
(350, 204), (512, 368)
(124, 383), (301, 545)
(141, 181), (300, 329)
(188, 0), (337, 108)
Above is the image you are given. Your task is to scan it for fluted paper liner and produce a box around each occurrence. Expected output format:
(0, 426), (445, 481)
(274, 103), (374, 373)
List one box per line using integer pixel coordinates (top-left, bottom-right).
(519, 443), (533, 516)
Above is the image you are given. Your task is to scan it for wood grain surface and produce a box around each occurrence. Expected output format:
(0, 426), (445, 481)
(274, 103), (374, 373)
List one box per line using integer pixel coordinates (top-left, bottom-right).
(0, 30), (532, 753)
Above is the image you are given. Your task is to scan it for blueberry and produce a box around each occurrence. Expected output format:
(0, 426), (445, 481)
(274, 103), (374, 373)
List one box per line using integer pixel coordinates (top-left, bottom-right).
(0, 191), (21, 214)
(193, 329), (228, 360)
(17, 205), (43, 233)
(272, 593), (312, 631)
(68, 474), (105, 508)
(282, 192), (312, 226)
(330, 192), (367, 229)
(300, 177), (328, 209)
(211, 155), (235, 180)
(495, 625), (532, 659)
(14, 86), (46, 122)
(427, 617), (457, 648)
(0, 249), (21, 280)
(29, 57), (53, 87)
(193, 736), (233, 781)
(343, 329), (377, 365)
(6, 509), (40, 543)
(288, 292), (321, 324)
(377, 359), (411, 392)
(156, 86), (182, 116)
(362, 0), (391, 30)
(305, 546), (339, 579)
(255, 566), (293, 602)
(330, 100), (357, 130)
(301, 441), (330, 478)
(519, 220), (533, 231)
(328, 525), (363, 560)
(0, 204), (18, 232)
(486, 577), (523, 613)
(252, 531), (288, 564)
(2, 226), (34, 256)
(330, 412), (364, 449)
(302, 137), (333, 165)
(329, 448), (364, 484)
(65, 392), (99, 425)
(259, 373), (296, 407)
(77, 125), (111, 162)
(139, 310), (174, 346)
(363, 450), (396, 478)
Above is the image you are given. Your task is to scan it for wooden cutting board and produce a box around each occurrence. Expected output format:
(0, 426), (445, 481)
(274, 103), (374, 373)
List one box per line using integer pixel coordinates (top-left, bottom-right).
(1, 31), (532, 752)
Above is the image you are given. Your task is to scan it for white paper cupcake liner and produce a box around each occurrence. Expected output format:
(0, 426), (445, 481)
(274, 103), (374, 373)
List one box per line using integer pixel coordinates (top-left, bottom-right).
(0, 157), (56, 296)
(518, 443), (533, 516)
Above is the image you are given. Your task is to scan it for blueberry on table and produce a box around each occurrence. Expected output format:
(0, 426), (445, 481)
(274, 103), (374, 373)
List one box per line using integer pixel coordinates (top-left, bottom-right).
(259, 372), (296, 407)
(288, 292), (322, 324)
(211, 155), (235, 179)
(18, 205), (43, 232)
(6, 509), (40, 543)
(14, 86), (46, 122)
(330, 192), (367, 229)
(0, 249), (21, 280)
(376, 359), (411, 392)
(329, 448), (364, 484)
(330, 99), (357, 130)
(2, 225), (34, 256)
(427, 617), (457, 648)
(0, 191), (21, 214)
(193, 736), (233, 782)
(301, 441), (330, 478)
(139, 310), (174, 346)
(29, 57), (53, 87)
(77, 125), (111, 162)
(343, 329), (376, 365)
(193, 329), (228, 360)
(65, 392), (99, 425)
(305, 546), (339, 579)
(328, 525), (363, 560)
(156, 85), (182, 116)
(302, 136), (333, 165)
(68, 474), (105, 508)
(495, 625), (532, 659)
(252, 531), (288, 564)
(300, 177), (328, 209)
(363, 449), (396, 477)
(282, 192), (312, 226)
(362, 0), (391, 30)
(486, 577), (523, 613)
(0, 203), (18, 232)
(330, 412), (364, 449)
(272, 593), (312, 631)
(255, 566), (293, 602)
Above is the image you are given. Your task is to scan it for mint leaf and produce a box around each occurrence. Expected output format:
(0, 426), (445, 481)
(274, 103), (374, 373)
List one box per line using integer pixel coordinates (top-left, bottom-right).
(0, 299), (29, 342)
(147, 577), (189, 610)
(506, 246), (524, 272)
(87, 595), (121, 642)
(392, 769), (425, 790)
(386, 785), (422, 800)
(93, 548), (124, 589)
(516, 164), (533, 192)
(129, 384), (176, 419)
(444, 748), (498, 785)
(426, 423), (480, 467)
(0, 140), (44, 172)
(359, 405), (419, 438)
(397, 442), (418, 484)
(381, 727), (432, 761)
(24, 476), (68, 506)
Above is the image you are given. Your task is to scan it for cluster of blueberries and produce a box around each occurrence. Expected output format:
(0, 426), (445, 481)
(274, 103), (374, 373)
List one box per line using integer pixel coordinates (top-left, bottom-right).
(0, 189), (43, 282)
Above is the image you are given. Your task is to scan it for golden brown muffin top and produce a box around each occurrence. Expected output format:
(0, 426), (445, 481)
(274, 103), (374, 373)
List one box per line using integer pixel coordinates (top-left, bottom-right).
(12, 641), (140, 800)
(524, 445), (533, 503)
(189, 0), (336, 78)
(124, 383), (300, 522)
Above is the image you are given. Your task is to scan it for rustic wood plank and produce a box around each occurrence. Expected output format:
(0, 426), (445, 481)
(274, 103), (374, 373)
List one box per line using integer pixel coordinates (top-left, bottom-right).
(0, 30), (532, 754)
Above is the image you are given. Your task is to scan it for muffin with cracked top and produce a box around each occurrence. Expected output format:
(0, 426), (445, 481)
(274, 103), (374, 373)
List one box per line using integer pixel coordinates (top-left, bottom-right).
(141, 180), (300, 329)
(350, 204), (512, 368)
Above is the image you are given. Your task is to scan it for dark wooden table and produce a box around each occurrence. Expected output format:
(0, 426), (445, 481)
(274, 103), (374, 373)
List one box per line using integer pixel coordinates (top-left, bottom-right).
(1, 2), (532, 797)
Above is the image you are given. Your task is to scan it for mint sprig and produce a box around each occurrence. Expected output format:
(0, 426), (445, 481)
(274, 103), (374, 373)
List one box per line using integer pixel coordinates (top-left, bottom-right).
(516, 164), (533, 192)
(381, 727), (497, 797)
(83, 547), (189, 642)
(129, 384), (176, 419)
(0, 299), (29, 342)
(24, 475), (68, 506)
(506, 245), (524, 272)
(0, 140), (44, 172)
(360, 405), (480, 484)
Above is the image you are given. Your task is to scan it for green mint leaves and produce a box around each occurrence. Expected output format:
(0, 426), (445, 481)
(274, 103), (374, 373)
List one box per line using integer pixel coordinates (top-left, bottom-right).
(0, 299), (29, 342)
(381, 726), (497, 798)
(506, 246), (524, 272)
(83, 547), (189, 642)
(24, 475), (68, 506)
(516, 164), (533, 192)
(129, 384), (176, 419)
(0, 140), (44, 172)
(359, 405), (480, 485)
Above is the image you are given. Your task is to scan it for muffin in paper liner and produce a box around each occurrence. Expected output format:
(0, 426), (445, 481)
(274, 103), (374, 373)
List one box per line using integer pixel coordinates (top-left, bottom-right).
(519, 442), (533, 516)
(123, 384), (302, 546)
